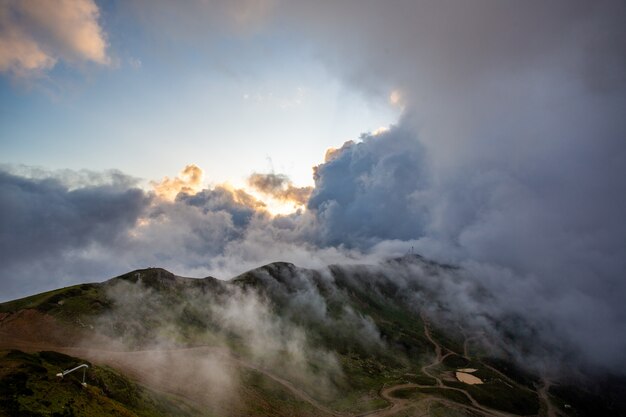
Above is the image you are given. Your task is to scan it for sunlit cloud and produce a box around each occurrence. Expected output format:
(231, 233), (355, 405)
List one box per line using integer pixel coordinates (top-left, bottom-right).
(152, 164), (204, 201)
(246, 172), (312, 215)
(389, 89), (403, 107)
(0, 0), (109, 76)
(323, 141), (354, 163)
(219, 183), (267, 211)
(248, 173), (312, 205)
(127, 217), (152, 238)
(371, 126), (390, 136)
(0, 26), (55, 74)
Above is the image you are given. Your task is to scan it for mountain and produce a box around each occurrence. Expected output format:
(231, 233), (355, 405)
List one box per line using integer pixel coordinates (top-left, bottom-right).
(1, 256), (624, 417)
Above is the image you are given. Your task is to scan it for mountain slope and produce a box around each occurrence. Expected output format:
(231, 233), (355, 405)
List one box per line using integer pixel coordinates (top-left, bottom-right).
(0, 349), (203, 417)
(1, 257), (624, 416)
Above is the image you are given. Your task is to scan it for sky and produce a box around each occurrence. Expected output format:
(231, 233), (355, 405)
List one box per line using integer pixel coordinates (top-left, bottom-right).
(0, 0), (400, 188)
(1, 0), (626, 372)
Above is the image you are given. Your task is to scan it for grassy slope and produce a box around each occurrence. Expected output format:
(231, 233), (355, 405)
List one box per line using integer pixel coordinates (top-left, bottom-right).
(0, 283), (105, 318)
(0, 263), (533, 415)
(548, 377), (626, 417)
(228, 261), (543, 415)
(2, 261), (625, 416)
(0, 349), (203, 417)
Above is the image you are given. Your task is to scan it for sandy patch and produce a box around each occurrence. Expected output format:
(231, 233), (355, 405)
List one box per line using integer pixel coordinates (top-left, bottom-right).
(455, 372), (483, 385)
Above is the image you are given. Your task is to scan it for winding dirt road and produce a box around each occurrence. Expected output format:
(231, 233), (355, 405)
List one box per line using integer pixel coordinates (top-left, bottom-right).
(1, 309), (561, 417)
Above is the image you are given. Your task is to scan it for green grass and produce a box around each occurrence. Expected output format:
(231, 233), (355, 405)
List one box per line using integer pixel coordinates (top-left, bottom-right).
(442, 354), (470, 368)
(0, 284), (94, 313)
(445, 380), (539, 415)
(0, 350), (204, 417)
(390, 386), (472, 405)
(0, 263), (565, 417)
(481, 357), (539, 390)
(0, 283), (109, 328)
(325, 353), (397, 412)
(430, 402), (483, 417)
(549, 381), (626, 417)
(239, 368), (323, 416)
(402, 374), (437, 385)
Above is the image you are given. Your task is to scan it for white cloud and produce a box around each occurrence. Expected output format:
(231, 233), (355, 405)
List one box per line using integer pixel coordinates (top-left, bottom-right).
(0, 0), (109, 76)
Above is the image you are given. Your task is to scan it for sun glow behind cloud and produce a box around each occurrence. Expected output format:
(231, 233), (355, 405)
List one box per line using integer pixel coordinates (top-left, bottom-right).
(243, 187), (305, 216)
(208, 180), (306, 216)
(242, 172), (312, 215)
(151, 164), (307, 216)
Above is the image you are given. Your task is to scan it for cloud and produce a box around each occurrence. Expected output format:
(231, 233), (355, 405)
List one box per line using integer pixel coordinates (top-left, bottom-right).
(152, 164), (204, 201)
(247, 172), (312, 205)
(0, 165), (308, 299)
(176, 184), (265, 229)
(308, 126), (430, 247)
(124, 0), (276, 39)
(0, 0), (108, 76)
(0, 18), (55, 74)
(0, 169), (150, 299)
(2, 0), (626, 375)
(3, 144), (626, 374)
(388, 90), (402, 107)
(82, 264), (353, 407)
(264, 0), (626, 373)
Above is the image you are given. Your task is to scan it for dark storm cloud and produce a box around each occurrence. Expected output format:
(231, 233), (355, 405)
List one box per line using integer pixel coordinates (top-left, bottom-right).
(308, 126), (429, 247)
(0, 171), (148, 261)
(177, 186), (264, 228)
(283, 0), (626, 372)
(0, 170), (150, 299)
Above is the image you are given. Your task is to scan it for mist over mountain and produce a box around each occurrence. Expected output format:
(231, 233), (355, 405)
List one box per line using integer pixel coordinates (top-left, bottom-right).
(2, 113), (625, 373)
(2, 259), (626, 416)
(1, 1), (625, 415)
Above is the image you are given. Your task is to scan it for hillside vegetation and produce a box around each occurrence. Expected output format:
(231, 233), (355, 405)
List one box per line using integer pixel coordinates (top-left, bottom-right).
(1, 256), (624, 416)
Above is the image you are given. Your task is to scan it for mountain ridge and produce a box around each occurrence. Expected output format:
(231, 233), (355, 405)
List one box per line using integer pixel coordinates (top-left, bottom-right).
(1, 257), (624, 417)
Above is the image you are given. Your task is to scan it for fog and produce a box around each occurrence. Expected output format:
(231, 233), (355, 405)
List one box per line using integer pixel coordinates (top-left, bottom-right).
(2, 0), (625, 377)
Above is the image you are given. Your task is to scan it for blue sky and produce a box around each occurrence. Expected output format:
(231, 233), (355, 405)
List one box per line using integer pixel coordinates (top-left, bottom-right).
(0, 5), (399, 187)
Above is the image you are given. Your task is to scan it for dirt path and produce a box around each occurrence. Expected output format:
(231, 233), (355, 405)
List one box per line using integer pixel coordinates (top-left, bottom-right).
(463, 333), (482, 359)
(407, 316), (526, 417)
(537, 379), (563, 417)
(481, 362), (536, 394)
(1, 334), (506, 417)
(421, 313), (443, 363)
(459, 330), (537, 396)
(420, 312), (445, 390)
(360, 383), (519, 417)
(356, 384), (427, 417)
(0, 315), (530, 417)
